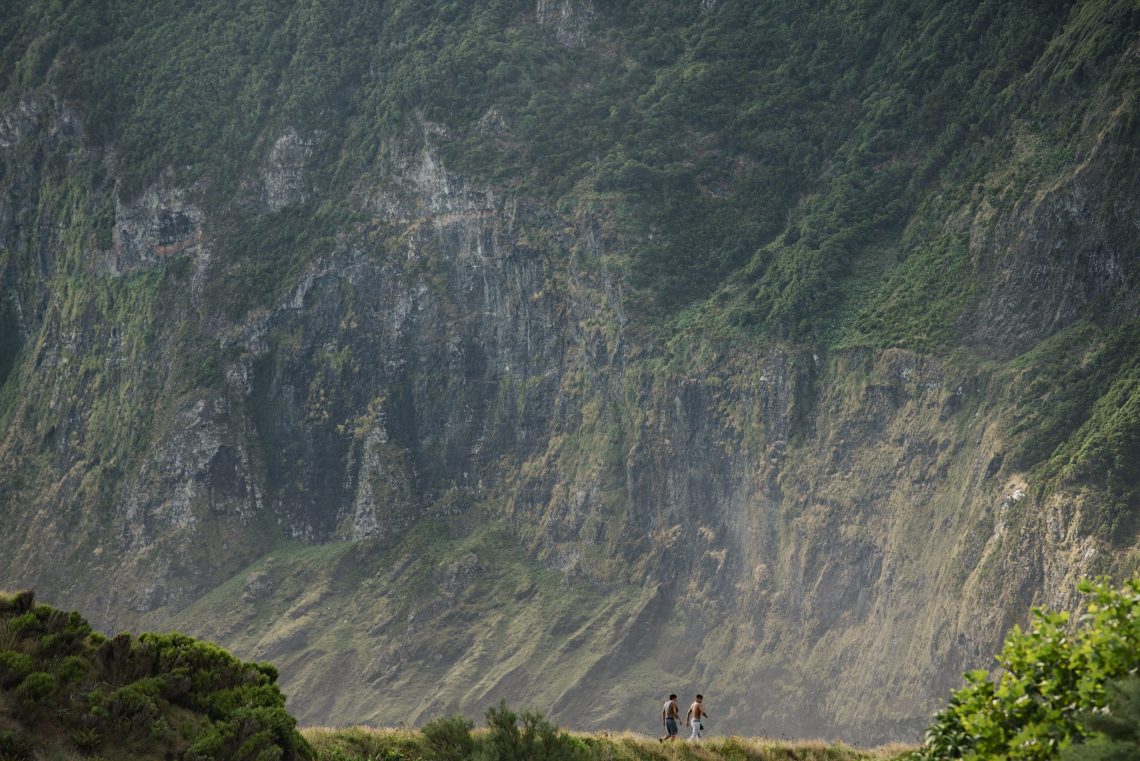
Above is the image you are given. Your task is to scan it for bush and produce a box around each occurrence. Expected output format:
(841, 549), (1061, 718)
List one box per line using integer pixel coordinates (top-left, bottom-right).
(0, 598), (312, 760)
(97, 677), (164, 736)
(422, 714), (475, 761)
(6, 612), (39, 635)
(0, 591), (35, 614)
(0, 649), (33, 688)
(14, 671), (57, 706)
(478, 701), (585, 761)
(69, 727), (102, 753)
(56, 654), (91, 683)
(915, 579), (1140, 760)
(0, 729), (31, 760)
(1062, 675), (1140, 760)
(185, 705), (311, 761)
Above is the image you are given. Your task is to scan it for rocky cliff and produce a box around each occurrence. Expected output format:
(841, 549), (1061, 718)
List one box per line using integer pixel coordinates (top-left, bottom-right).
(0, 0), (1138, 744)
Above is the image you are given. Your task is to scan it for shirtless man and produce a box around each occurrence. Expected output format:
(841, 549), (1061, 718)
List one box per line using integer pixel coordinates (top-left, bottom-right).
(660, 693), (681, 741)
(686, 694), (708, 741)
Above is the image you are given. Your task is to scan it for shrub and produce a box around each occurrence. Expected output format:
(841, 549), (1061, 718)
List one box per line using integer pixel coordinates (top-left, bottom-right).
(480, 701), (524, 761)
(37, 610), (93, 656)
(0, 599), (311, 759)
(38, 631), (84, 657)
(0, 591), (35, 614)
(7, 612), (39, 635)
(422, 714), (475, 761)
(149, 717), (173, 742)
(478, 701), (585, 761)
(0, 650), (33, 688)
(185, 705), (311, 761)
(69, 727), (102, 753)
(257, 662), (280, 684)
(56, 654), (91, 683)
(0, 729), (31, 760)
(0, 620), (18, 651)
(915, 579), (1140, 760)
(1062, 675), (1140, 760)
(14, 671), (58, 706)
(93, 677), (165, 737)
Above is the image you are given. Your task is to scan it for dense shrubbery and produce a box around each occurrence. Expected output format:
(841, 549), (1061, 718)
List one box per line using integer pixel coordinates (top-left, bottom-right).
(0, 590), (311, 760)
(1062, 675), (1140, 760)
(481, 700), (588, 761)
(420, 701), (586, 761)
(422, 714), (476, 761)
(914, 579), (1140, 760)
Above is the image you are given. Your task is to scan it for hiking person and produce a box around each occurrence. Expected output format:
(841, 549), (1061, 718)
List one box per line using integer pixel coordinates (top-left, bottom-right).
(686, 694), (708, 740)
(660, 693), (681, 741)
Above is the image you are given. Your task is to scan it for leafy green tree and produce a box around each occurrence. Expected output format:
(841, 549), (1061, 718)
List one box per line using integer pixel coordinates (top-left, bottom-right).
(916, 579), (1140, 760)
(1063, 676), (1140, 761)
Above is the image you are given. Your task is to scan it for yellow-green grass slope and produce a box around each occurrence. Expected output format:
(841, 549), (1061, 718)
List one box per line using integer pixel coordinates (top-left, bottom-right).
(304, 726), (911, 761)
(146, 520), (675, 732)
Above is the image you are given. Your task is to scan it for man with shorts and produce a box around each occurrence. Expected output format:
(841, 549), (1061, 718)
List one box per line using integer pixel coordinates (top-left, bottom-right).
(660, 693), (680, 741)
(686, 694), (708, 740)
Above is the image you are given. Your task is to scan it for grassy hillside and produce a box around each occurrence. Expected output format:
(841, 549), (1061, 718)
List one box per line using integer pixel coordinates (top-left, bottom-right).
(303, 725), (910, 761)
(148, 521), (669, 733)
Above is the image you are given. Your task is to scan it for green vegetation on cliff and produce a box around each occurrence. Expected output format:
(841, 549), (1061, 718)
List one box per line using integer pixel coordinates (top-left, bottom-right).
(1, 0), (1135, 492)
(2, 0), (1135, 333)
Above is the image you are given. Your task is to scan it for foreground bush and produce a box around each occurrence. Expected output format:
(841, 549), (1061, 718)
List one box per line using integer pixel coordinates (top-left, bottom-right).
(480, 700), (587, 761)
(0, 590), (311, 760)
(915, 579), (1140, 760)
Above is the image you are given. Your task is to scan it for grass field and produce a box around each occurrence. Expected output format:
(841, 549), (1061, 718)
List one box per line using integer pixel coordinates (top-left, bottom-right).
(303, 725), (913, 761)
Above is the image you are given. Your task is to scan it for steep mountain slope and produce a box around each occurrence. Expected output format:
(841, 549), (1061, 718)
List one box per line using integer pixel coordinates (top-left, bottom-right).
(0, 0), (1138, 744)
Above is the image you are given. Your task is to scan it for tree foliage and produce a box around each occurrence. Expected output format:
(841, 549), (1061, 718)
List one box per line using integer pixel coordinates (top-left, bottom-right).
(915, 579), (1140, 760)
(1062, 675), (1140, 761)
(0, 591), (311, 760)
(417, 701), (586, 761)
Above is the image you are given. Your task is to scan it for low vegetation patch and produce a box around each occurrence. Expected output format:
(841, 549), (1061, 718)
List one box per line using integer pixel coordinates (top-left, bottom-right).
(304, 702), (909, 761)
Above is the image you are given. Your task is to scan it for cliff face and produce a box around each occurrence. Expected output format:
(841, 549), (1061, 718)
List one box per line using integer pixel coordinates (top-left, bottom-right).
(1, 0), (1138, 744)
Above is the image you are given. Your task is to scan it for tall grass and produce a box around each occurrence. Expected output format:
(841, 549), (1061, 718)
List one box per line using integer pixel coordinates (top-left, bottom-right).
(302, 726), (912, 761)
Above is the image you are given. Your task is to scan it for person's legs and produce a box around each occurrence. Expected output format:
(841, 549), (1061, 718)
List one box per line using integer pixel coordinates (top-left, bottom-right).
(689, 720), (701, 741)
